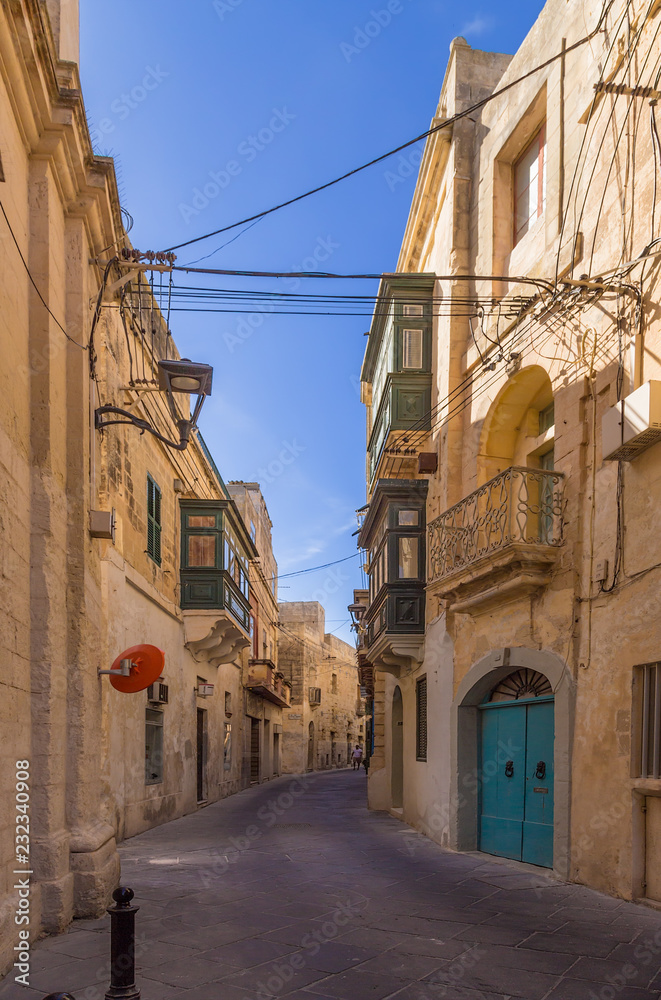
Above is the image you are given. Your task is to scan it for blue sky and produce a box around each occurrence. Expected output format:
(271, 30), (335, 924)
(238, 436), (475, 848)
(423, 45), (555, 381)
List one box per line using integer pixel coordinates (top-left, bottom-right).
(80, 0), (544, 644)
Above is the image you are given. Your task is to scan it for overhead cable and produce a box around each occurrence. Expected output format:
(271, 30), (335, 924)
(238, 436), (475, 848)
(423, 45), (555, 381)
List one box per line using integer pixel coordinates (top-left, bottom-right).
(164, 0), (616, 254)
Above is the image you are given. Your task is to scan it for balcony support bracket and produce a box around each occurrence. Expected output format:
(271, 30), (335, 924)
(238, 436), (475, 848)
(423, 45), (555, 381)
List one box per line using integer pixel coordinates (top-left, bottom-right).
(182, 610), (250, 668)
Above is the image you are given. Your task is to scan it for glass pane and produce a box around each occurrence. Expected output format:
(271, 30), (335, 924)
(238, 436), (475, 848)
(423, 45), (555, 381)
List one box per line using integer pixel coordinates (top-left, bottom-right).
(539, 402), (555, 434)
(398, 510), (419, 526)
(145, 714), (163, 784)
(402, 303), (424, 317)
(224, 722), (232, 770)
(514, 126), (546, 243)
(188, 535), (216, 567)
(188, 515), (216, 528)
(402, 329), (423, 369)
(398, 537), (419, 578)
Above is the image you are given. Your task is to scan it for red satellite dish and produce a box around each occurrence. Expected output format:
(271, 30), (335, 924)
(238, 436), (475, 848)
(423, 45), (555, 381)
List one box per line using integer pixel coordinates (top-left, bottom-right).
(109, 644), (165, 693)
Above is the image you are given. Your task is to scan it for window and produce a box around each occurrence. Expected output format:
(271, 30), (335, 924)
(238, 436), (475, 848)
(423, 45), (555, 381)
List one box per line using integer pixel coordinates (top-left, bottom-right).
(250, 613), (258, 658)
(147, 475), (162, 565)
(513, 125), (546, 246)
(332, 673), (337, 694)
(539, 402), (555, 435)
(398, 510), (419, 526)
(638, 664), (661, 778)
(224, 691), (232, 716)
(398, 537), (419, 579)
(250, 520), (256, 542)
(145, 708), (164, 784)
(416, 677), (428, 761)
(402, 303), (424, 317)
(180, 501), (251, 628)
(223, 722), (232, 771)
(402, 329), (423, 369)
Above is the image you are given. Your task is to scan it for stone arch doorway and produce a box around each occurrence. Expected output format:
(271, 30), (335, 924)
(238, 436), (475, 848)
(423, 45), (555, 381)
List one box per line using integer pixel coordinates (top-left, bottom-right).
(391, 686), (404, 809)
(307, 721), (315, 771)
(450, 648), (574, 879)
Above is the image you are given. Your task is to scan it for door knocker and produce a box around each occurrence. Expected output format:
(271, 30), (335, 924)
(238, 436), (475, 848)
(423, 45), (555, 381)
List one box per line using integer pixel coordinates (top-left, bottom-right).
(535, 761), (546, 780)
(505, 760), (514, 778)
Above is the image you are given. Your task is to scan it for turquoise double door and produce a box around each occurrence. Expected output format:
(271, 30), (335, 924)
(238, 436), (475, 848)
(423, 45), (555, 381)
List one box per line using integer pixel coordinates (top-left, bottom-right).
(479, 698), (554, 868)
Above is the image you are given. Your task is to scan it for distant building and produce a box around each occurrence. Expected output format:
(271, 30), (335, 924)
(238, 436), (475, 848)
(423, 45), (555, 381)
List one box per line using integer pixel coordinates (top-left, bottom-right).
(228, 483), (291, 783)
(278, 603), (365, 772)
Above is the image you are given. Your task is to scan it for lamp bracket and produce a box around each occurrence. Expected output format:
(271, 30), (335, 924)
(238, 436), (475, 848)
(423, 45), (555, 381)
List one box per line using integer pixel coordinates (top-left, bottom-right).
(95, 405), (194, 451)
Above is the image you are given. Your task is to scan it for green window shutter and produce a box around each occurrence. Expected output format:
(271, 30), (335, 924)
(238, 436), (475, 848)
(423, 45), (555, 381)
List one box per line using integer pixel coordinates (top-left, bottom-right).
(147, 475), (162, 565)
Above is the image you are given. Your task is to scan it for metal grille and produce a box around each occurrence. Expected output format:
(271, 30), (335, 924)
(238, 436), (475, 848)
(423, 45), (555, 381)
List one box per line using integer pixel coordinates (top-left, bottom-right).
(641, 663), (661, 779)
(416, 676), (427, 761)
(428, 466), (564, 584)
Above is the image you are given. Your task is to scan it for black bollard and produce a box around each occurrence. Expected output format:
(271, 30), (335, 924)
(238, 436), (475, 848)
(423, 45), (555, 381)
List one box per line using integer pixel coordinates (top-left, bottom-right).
(104, 887), (140, 1000)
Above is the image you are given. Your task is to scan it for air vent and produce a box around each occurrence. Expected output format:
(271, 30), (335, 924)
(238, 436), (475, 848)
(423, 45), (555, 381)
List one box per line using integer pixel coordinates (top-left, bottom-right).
(147, 682), (168, 704)
(603, 381), (661, 461)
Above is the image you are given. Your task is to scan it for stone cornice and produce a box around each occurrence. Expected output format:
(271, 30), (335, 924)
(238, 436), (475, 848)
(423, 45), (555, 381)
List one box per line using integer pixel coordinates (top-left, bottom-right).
(1, 0), (123, 255)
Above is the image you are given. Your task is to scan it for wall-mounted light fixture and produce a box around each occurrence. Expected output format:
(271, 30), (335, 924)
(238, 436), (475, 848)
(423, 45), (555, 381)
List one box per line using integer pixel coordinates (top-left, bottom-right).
(95, 358), (213, 451)
(348, 601), (367, 633)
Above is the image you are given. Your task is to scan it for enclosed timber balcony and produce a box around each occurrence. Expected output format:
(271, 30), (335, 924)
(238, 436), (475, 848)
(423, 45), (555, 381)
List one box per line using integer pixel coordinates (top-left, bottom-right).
(368, 374), (432, 484)
(180, 499), (257, 667)
(358, 479), (428, 675)
(428, 466), (565, 615)
(246, 659), (291, 707)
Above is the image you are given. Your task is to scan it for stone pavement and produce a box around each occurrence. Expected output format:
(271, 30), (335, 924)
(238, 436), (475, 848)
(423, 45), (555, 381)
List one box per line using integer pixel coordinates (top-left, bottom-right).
(3, 770), (661, 1000)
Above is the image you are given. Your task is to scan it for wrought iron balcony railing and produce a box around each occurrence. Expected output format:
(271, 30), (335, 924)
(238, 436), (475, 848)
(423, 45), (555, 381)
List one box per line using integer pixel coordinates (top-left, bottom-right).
(428, 466), (565, 584)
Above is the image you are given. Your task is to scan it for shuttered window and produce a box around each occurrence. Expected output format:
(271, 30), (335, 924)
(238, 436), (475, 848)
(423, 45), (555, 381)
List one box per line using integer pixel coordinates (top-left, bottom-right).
(403, 329), (423, 369)
(416, 676), (427, 761)
(147, 474), (162, 565)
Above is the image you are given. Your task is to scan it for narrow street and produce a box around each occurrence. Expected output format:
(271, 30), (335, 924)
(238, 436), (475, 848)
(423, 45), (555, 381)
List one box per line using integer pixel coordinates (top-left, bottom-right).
(7, 770), (661, 1000)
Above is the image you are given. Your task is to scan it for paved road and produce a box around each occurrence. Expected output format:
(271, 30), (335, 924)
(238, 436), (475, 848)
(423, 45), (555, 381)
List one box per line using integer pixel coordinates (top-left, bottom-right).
(4, 770), (661, 1000)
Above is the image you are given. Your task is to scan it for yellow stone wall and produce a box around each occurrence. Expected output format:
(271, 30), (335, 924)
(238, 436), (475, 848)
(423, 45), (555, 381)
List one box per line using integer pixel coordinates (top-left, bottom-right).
(0, 0), (253, 973)
(278, 603), (364, 772)
(364, 0), (661, 901)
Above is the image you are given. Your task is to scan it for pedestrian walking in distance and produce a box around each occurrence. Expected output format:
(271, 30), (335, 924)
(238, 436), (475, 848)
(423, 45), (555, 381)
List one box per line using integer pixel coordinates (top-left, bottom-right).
(351, 744), (363, 770)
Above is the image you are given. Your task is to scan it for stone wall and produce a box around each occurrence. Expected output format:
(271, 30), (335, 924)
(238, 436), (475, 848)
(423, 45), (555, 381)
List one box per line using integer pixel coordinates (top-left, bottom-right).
(278, 603), (363, 773)
(363, 0), (661, 901)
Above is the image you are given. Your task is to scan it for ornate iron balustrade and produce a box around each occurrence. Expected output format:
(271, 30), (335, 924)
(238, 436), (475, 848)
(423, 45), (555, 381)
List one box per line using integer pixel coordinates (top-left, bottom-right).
(428, 466), (565, 584)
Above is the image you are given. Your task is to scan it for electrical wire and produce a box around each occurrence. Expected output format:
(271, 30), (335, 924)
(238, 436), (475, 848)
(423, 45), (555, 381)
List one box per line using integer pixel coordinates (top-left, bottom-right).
(165, 2), (617, 254)
(555, 0), (635, 286)
(276, 552), (361, 580)
(585, 15), (661, 276)
(0, 197), (87, 349)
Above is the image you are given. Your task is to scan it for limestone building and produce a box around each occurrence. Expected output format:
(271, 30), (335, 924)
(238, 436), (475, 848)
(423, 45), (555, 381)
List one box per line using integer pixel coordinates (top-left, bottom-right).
(0, 0), (265, 973)
(227, 482), (291, 784)
(357, 0), (661, 902)
(278, 603), (365, 772)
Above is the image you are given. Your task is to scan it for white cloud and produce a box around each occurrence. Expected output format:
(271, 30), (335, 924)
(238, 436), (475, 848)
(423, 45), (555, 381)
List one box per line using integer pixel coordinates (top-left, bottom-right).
(460, 14), (492, 36)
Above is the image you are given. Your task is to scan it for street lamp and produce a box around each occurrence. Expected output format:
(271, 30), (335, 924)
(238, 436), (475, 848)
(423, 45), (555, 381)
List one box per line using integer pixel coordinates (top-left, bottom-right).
(95, 358), (213, 451)
(348, 601), (366, 633)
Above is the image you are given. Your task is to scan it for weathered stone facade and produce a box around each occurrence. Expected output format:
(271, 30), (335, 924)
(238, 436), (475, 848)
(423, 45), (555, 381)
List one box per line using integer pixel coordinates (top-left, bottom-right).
(278, 603), (364, 773)
(228, 482), (291, 784)
(360, 0), (661, 902)
(0, 0), (271, 974)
